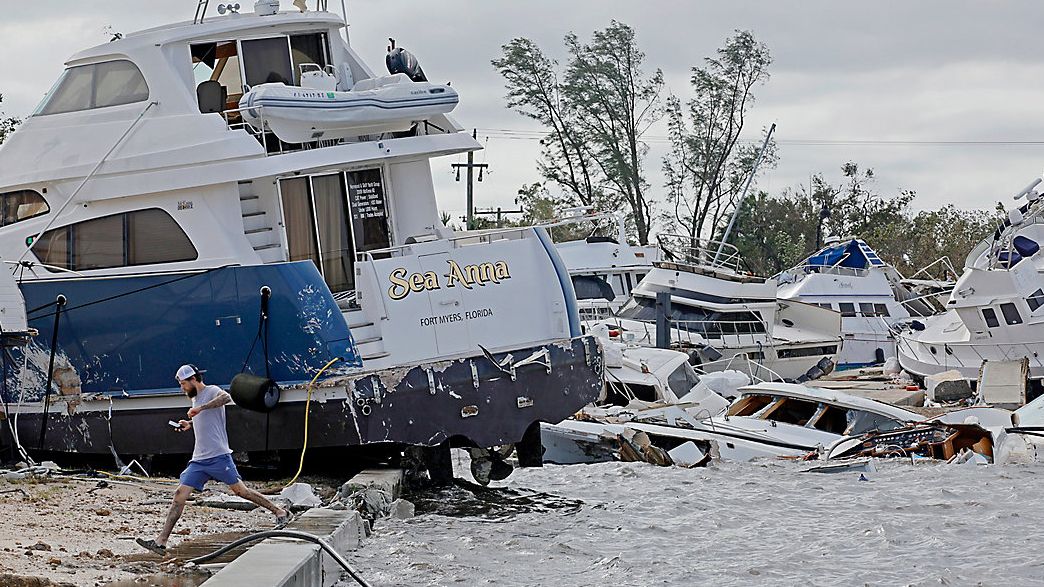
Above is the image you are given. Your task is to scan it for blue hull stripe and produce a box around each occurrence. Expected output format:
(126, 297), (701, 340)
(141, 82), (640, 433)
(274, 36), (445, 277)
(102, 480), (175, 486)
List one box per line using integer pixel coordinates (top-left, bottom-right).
(12, 262), (359, 400)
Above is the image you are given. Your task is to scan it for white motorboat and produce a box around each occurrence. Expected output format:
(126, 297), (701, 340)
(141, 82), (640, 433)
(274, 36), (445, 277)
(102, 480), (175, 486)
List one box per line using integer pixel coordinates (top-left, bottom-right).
(601, 235), (843, 381)
(543, 381), (921, 464)
(776, 237), (942, 369)
(551, 212), (661, 321)
(897, 177), (1044, 382)
(240, 72), (458, 143)
(0, 2), (602, 465)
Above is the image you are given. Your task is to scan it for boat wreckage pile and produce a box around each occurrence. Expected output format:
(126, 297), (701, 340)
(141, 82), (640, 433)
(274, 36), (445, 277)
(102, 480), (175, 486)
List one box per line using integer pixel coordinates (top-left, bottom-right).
(541, 328), (1044, 471)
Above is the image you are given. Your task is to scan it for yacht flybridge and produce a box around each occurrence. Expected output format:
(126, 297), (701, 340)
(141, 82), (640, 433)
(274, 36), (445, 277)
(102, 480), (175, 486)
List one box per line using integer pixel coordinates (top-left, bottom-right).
(897, 177), (1044, 383)
(0, 1), (602, 466)
(602, 236), (843, 381)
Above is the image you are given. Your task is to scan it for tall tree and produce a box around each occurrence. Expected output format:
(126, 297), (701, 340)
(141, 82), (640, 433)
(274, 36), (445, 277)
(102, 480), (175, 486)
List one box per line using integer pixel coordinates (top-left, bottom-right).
(730, 162), (999, 277)
(662, 30), (774, 247)
(0, 94), (19, 145)
(493, 21), (663, 244)
(491, 40), (604, 212)
(561, 21), (663, 245)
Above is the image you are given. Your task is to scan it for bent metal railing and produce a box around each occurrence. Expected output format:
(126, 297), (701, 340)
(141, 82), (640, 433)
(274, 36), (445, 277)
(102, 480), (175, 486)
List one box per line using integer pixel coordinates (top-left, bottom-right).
(657, 234), (744, 273)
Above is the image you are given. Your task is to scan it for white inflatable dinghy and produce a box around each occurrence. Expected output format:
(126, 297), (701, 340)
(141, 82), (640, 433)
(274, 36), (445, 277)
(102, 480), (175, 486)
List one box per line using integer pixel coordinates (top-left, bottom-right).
(239, 73), (458, 143)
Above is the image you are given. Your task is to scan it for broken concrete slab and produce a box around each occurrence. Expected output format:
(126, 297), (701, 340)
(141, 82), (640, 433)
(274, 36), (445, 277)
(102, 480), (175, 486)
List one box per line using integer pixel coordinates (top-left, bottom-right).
(279, 483), (321, 509)
(978, 358), (1028, 409)
(927, 369), (973, 403)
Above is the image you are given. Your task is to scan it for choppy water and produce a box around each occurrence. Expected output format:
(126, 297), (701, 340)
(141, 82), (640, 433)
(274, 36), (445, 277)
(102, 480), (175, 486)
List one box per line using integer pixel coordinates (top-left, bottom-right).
(344, 460), (1044, 586)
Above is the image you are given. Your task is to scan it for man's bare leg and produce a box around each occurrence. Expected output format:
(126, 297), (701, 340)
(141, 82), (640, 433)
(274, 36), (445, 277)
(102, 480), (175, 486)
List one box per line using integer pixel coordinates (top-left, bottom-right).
(156, 484), (194, 547)
(230, 481), (288, 518)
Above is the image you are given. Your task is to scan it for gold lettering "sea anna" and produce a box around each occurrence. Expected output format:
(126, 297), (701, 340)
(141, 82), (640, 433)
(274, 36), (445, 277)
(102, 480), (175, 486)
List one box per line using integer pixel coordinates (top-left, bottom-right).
(388, 260), (511, 301)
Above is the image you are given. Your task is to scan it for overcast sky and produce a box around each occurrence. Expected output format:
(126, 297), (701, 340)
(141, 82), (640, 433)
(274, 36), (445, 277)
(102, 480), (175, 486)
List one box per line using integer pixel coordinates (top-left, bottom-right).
(3, 1), (1043, 228)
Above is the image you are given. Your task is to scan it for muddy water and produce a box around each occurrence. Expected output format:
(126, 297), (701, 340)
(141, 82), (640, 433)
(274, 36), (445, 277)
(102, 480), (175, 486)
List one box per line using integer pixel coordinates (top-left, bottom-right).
(104, 573), (209, 587)
(345, 460), (1044, 586)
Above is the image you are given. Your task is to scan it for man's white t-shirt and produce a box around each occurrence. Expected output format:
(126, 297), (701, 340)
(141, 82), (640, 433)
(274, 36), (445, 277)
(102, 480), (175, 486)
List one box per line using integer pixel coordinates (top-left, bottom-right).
(191, 385), (233, 462)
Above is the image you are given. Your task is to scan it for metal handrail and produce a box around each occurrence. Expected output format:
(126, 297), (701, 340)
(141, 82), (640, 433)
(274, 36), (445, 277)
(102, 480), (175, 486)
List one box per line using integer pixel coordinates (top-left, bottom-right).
(658, 234), (744, 273)
(667, 318), (768, 348)
(355, 225), (537, 261)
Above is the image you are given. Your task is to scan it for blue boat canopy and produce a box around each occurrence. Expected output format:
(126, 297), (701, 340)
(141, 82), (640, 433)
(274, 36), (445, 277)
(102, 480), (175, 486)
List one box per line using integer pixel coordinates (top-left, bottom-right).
(803, 239), (886, 270)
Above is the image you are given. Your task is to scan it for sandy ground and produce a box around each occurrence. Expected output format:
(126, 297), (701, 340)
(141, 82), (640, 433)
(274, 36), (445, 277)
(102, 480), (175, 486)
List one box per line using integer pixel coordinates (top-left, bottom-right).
(0, 473), (294, 587)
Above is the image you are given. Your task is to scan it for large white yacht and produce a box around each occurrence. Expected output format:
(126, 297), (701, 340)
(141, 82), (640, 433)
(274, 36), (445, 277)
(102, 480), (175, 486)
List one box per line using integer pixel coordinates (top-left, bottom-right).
(776, 237), (932, 369)
(602, 236), (843, 381)
(897, 178), (1044, 383)
(0, 1), (602, 462)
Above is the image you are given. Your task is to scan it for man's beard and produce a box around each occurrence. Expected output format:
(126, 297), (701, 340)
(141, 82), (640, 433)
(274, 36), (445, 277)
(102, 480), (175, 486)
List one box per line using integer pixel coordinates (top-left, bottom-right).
(187, 388), (197, 399)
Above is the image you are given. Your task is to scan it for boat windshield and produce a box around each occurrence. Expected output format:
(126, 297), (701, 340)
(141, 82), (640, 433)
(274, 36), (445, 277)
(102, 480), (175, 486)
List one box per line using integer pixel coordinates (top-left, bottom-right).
(616, 296), (766, 337)
(666, 362), (700, 397)
(34, 60), (149, 116)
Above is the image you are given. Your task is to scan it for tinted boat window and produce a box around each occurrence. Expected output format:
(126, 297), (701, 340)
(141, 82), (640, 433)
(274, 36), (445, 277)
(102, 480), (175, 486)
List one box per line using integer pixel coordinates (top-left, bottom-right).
(1029, 289), (1044, 312)
(33, 209), (196, 271)
(1, 190), (49, 226)
(982, 307), (999, 328)
(242, 37), (294, 87)
(1000, 302), (1023, 325)
(37, 60), (149, 115)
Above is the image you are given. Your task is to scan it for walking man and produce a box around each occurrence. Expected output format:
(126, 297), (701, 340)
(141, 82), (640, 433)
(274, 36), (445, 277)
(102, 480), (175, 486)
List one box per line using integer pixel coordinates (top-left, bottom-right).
(137, 364), (288, 555)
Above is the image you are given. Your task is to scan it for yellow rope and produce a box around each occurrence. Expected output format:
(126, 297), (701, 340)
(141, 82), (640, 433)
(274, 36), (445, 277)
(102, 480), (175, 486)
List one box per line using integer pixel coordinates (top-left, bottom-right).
(285, 356), (341, 488)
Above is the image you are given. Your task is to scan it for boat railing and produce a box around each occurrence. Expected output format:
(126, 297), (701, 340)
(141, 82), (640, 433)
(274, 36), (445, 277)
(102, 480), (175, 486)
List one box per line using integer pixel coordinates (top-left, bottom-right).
(667, 318), (768, 348)
(906, 255), (960, 285)
(657, 234), (744, 273)
(356, 225), (537, 262)
(791, 264), (870, 278)
(696, 352), (784, 384)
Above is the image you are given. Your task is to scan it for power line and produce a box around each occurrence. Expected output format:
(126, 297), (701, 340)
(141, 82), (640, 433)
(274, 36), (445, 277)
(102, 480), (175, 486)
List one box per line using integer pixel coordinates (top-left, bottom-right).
(473, 127), (1044, 147)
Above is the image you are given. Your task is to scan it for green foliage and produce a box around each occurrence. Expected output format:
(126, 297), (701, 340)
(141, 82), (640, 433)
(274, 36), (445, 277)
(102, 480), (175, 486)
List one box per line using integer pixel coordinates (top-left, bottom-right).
(493, 21), (663, 244)
(731, 162), (1000, 276)
(0, 94), (19, 145)
(663, 30), (775, 243)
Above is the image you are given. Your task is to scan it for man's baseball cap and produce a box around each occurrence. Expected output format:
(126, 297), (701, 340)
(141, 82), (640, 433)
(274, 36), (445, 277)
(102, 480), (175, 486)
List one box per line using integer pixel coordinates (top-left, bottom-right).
(175, 364), (206, 382)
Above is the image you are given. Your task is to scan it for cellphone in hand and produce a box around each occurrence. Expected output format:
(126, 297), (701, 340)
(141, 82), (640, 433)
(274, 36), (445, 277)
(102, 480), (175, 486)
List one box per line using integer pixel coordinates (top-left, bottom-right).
(168, 420), (181, 429)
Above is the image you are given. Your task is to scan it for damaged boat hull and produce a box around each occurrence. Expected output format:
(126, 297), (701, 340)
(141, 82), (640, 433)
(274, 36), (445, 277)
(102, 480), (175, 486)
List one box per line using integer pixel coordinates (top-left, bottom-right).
(8, 336), (603, 455)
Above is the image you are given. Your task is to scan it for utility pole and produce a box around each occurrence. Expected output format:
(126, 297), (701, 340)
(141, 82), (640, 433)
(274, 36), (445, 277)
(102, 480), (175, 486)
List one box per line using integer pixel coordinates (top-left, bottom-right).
(451, 129), (489, 230)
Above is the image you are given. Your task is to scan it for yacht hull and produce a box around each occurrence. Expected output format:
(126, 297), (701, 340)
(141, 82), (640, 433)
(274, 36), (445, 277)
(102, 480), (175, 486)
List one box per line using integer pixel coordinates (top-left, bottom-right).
(7, 336), (603, 455)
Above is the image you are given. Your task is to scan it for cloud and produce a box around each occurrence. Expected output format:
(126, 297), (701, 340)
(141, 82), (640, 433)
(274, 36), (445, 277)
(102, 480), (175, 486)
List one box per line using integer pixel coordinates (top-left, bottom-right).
(2, 0), (1038, 225)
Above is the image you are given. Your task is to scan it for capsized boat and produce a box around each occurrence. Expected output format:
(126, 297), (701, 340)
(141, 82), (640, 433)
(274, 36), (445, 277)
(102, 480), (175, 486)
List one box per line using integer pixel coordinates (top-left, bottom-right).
(0, 3), (601, 475)
(545, 381), (922, 464)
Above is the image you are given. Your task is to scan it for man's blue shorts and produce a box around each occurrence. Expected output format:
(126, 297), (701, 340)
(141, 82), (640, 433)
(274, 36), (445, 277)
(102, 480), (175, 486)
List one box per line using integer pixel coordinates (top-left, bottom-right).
(179, 453), (241, 491)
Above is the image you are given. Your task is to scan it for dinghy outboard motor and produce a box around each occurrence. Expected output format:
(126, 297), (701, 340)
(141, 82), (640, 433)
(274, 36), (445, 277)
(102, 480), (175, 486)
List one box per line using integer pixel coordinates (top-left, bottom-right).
(386, 38), (428, 82)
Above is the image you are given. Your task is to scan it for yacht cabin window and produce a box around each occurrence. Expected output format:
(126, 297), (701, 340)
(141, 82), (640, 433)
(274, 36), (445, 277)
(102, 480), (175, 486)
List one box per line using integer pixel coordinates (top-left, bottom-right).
(191, 33), (330, 113)
(982, 307), (1000, 328)
(838, 302), (857, 317)
(32, 209), (197, 271)
(35, 60), (149, 116)
(0, 190), (49, 227)
(1000, 302), (1023, 325)
(1028, 289), (1044, 312)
